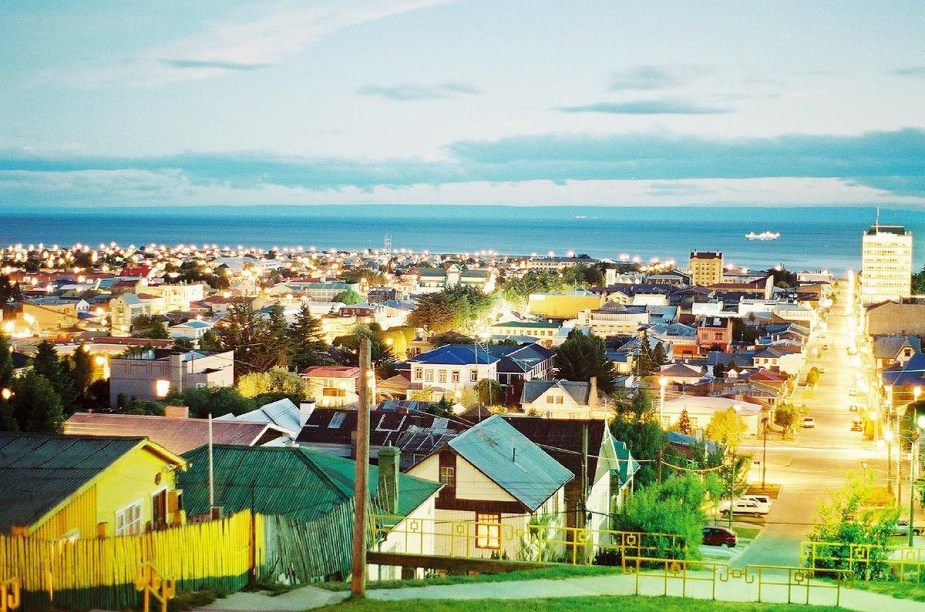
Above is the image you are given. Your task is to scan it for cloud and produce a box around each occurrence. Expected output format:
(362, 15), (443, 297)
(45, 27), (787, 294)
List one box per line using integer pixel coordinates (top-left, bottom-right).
(893, 66), (925, 78)
(608, 66), (686, 91)
(2, 128), (923, 201)
(158, 59), (270, 71)
(357, 82), (482, 100)
(558, 100), (729, 115)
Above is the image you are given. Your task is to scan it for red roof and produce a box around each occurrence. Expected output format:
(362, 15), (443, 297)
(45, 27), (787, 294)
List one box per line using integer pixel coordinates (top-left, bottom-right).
(301, 366), (360, 379)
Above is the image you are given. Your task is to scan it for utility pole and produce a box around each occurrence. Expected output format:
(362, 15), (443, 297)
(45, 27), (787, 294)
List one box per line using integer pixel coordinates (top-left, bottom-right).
(762, 418), (768, 490)
(351, 336), (371, 597)
(580, 422), (589, 563)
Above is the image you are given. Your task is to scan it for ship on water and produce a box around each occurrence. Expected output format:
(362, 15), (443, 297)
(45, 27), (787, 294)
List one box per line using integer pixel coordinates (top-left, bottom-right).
(745, 231), (781, 241)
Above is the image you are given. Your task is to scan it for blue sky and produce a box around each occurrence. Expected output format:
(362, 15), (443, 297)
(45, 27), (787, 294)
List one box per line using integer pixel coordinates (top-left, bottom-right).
(1, 0), (924, 208)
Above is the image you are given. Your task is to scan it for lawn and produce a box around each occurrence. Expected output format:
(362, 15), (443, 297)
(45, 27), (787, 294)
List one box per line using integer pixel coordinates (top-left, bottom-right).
(313, 564), (620, 591)
(319, 595), (842, 612)
(851, 580), (925, 603)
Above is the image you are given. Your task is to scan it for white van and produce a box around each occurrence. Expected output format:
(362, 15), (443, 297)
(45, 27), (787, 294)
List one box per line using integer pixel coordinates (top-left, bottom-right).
(742, 495), (772, 512)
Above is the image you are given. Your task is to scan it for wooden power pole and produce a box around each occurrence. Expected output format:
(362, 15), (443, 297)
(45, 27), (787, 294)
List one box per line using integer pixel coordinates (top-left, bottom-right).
(351, 336), (371, 597)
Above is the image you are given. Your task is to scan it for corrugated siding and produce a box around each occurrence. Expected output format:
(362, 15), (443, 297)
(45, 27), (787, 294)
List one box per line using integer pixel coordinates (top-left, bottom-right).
(0, 510), (255, 610)
(30, 484), (97, 541)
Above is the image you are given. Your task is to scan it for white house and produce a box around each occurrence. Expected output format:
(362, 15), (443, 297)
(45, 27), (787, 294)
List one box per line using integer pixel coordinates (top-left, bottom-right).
(407, 344), (499, 396)
(659, 395), (763, 436)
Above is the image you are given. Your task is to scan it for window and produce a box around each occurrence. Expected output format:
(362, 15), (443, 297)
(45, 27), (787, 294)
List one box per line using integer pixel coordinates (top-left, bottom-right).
(414, 368), (423, 380)
(115, 501), (143, 536)
(470, 370), (477, 382)
(546, 394), (555, 404)
(438, 370), (447, 383)
(475, 513), (501, 549)
(556, 396), (563, 404)
(439, 466), (455, 487)
(328, 412), (346, 428)
(452, 371), (460, 383)
(425, 370), (434, 382)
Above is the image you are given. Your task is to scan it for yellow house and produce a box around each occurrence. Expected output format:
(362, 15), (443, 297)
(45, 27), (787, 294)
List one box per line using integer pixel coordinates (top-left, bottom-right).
(0, 432), (186, 540)
(528, 290), (602, 320)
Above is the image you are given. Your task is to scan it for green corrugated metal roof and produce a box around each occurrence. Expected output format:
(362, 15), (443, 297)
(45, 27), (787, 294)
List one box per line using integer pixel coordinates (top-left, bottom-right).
(179, 445), (441, 522)
(0, 433), (144, 533)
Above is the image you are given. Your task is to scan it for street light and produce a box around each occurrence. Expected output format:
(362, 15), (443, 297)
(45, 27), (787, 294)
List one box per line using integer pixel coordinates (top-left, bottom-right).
(659, 376), (667, 427)
(884, 429), (895, 502)
(1, 388), (12, 401)
(909, 414), (925, 548)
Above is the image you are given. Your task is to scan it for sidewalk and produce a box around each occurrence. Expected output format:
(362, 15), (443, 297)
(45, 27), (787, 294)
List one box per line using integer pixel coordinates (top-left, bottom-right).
(196, 571), (924, 611)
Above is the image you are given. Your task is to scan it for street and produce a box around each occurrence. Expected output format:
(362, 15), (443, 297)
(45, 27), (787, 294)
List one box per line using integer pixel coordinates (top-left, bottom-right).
(733, 279), (920, 567)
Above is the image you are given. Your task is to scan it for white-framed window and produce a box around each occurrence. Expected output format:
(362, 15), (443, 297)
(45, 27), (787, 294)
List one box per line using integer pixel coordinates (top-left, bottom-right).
(425, 370), (434, 382)
(475, 512), (501, 549)
(438, 370), (447, 384)
(115, 501), (143, 536)
(470, 369), (477, 382)
(414, 368), (423, 380)
(439, 466), (455, 487)
(452, 371), (460, 383)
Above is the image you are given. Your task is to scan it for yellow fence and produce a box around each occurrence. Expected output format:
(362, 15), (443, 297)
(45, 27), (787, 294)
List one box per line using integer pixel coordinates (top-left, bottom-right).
(369, 514), (686, 565)
(621, 557), (855, 607)
(800, 541), (925, 582)
(0, 578), (20, 612)
(0, 510), (260, 610)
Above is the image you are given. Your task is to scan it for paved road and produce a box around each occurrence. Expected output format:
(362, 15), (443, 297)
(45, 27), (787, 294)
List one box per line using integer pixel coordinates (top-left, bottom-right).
(733, 281), (914, 567)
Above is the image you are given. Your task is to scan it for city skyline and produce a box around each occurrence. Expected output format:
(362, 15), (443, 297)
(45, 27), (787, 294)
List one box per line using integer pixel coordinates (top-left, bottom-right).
(2, 1), (924, 208)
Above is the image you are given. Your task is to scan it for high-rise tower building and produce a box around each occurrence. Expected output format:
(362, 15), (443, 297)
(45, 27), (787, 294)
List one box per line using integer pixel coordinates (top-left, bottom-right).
(861, 222), (912, 304)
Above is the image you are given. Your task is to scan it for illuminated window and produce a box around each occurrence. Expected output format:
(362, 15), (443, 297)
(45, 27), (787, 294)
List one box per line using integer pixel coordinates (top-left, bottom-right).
(439, 466), (455, 487)
(115, 501), (143, 536)
(475, 513), (501, 549)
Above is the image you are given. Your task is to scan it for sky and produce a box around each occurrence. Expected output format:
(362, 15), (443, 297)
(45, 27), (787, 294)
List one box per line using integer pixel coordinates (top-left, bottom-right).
(1, 0), (924, 209)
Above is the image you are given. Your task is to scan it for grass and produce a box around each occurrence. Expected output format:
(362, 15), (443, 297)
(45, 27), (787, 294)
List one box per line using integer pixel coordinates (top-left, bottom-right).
(735, 527), (761, 540)
(313, 564), (619, 592)
(317, 594), (843, 611)
(851, 580), (925, 603)
(168, 589), (226, 611)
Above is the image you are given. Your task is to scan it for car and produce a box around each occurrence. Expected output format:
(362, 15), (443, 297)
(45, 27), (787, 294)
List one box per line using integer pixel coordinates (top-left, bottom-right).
(742, 495), (772, 511)
(802, 417), (816, 428)
(851, 417), (862, 431)
(702, 525), (737, 547)
(720, 498), (769, 517)
(891, 521), (923, 537)
(822, 344), (830, 350)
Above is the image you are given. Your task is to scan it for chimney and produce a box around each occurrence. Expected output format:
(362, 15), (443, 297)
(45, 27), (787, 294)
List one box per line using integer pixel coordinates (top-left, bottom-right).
(164, 405), (189, 419)
(377, 444), (400, 515)
(299, 400), (316, 421)
(589, 377), (599, 407)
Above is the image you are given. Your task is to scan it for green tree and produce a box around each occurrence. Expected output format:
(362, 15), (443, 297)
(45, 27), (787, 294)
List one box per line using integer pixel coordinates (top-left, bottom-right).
(676, 408), (693, 435)
(913, 264), (925, 295)
(165, 386), (256, 419)
(705, 407), (749, 449)
(31, 340), (76, 408)
(0, 333), (13, 390)
(554, 329), (616, 393)
(237, 367), (308, 399)
(69, 344), (94, 409)
(712, 362), (726, 378)
(808, 470), (899, 579)
(718, 452), (753, 514)
(806, 367), (820, 387)
(11, 371), (64, 433)
(124, 399), (166, 416)
(198, 329), (222, 351)
(333, 289), (363, 305)
(287, 304), (328, 370)
(774, 403), (800, 438)
(407, 287), (495, 334)
(475, 378), (503, 406)
(610, 413), (672, 488)
(214, 301), (284, 377)
(613, 474), (711, 559)
(132, 314), (170, 339)
(0, 275), (23, 305)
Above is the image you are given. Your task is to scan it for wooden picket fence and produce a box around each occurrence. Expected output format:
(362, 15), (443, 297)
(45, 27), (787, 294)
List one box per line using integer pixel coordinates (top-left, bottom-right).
(0, 510), (259, 610)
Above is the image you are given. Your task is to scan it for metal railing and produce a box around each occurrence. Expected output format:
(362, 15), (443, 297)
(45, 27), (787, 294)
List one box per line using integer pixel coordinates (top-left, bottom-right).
(800, 541), (925, 582)
(368, 514), (687, 564)
(0, 579), (20, 612)
(621, 557), (855, 607)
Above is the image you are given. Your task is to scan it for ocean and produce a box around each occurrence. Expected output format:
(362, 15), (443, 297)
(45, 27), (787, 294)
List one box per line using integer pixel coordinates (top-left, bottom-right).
(1, 205), (922, 275)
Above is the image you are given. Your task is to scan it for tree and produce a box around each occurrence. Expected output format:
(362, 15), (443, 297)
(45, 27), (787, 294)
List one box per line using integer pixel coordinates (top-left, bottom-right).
(237, 367), (308, 399)
(474, 378), (503, 406)
(332, 289), (363, 305)
(806, 367), (820, 387)
(0, 333), (13, 390)
(69, 344), (94, 412)
(634, 330), (658, 377)
(705, 407), (748, 449)
(712, 362), (726, 378)
(609, 413), (674, 489)
(198, 329), (222, 351)
(808, 470), (899, 579)
(677, 408), (693, 435)
(613, 474), (711, 560)
(774, 403), (800, 438)
(287, 304), (327, 370)
(214, 301), (285, 377)
(11, 372), (64, 433)
(913, 264), (925, 295)
(407, 287), (495, 334)
(165, 386), (256, 419)
(132, 314), (169, 339)
(0, 275), (23, 305)
(31, 340), (76, 408)
(554, 329), (616, 394)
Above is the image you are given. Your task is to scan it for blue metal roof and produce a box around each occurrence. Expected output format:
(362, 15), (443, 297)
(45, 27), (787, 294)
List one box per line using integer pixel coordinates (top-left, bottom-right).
(410, 344), (498, 366)
(448, 415), (572, 512)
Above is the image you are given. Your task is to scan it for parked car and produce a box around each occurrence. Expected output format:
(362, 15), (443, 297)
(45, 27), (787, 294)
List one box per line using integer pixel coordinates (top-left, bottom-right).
(851, 417), (862, 432)
(720, 498), (769, 517)
(802, 417), (816, 428)
(702, 525), (737, 547)
(891, 521), (923, 537)
(742, 495), (772, 511)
